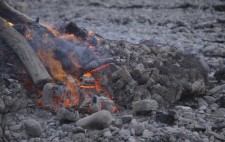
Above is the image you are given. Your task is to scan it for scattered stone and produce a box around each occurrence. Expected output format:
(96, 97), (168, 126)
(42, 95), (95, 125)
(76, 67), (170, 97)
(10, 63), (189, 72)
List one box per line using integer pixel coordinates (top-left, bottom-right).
(213, 108), (225, 117)
(198, 98), (208, 107)
(156, 110), (177, 125)
(119, 129), (131, 139)
(0, 98), (5, 113)
(132, 99), (158, 114)
(103, 131), (112, 137)
(215, 96), (225, 108)
(121, 115), (133, 124)
(142, 129), (153, 138)
(76, 110), (112, 130)
(57, 107), (79, 122)
(132, 123), (145, 136)
(207, 84), (225, 96)
(72, 133), (85, 141)
(23, 119), (42, 137)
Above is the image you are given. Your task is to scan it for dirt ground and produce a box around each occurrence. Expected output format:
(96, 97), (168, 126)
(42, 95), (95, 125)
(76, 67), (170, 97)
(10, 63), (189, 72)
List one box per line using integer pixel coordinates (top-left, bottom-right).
(9, 0), (225, 48)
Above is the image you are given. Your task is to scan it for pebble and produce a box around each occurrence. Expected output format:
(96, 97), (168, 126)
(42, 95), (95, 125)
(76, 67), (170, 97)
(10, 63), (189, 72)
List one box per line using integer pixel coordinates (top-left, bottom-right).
(23, 119), (42, 137)
(119, 129), (131, 139)
(132, 99), (158, 114)
(121, 115), (133, 124)
(0, 98), (5, 113)
(72, 133), (85, 141)
(132, 123), (145, 136)
(57, 108), (79, 122)
(103, 131), (112, 137)
(76, 110), (112, 130)
(142, 129), (153, 138)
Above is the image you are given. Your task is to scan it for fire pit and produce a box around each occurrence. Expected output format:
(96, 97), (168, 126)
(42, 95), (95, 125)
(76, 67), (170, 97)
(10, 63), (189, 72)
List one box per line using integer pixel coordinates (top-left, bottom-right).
(0, 0), (224, 142)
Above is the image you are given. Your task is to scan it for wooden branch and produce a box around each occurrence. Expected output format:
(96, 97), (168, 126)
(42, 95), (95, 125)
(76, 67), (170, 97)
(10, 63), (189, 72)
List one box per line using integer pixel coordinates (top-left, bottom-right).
(0, 17), (52, 84)
(0, 0), (34, 24)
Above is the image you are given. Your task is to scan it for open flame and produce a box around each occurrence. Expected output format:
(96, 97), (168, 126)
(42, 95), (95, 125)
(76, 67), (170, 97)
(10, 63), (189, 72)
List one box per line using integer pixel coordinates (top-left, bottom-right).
(35, 25), (116, 112)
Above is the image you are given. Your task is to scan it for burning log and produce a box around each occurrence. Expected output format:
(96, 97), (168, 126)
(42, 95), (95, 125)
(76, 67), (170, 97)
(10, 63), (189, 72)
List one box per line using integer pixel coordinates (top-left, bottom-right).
(0, 0), (113, 78)
(0, 17), (52, 84)
(65, 22), (88, 40)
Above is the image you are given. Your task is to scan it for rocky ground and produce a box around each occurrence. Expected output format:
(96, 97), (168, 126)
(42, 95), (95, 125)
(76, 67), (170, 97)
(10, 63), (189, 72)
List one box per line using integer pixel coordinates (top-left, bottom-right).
(0, 0), (225, 141)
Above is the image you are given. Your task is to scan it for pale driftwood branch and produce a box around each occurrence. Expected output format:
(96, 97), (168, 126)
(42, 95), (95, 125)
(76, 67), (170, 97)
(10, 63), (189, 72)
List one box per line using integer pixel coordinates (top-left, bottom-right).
(0, 17), (52, 84)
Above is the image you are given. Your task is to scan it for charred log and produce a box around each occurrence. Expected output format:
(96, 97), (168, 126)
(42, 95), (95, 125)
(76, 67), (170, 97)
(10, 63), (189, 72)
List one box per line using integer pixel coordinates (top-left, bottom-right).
(0, 17), (52, 84)
(65, 22), (88, 40)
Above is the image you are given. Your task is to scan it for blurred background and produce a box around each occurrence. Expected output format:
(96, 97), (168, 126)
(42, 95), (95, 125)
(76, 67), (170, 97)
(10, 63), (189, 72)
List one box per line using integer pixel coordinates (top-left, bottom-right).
(7, 0), (225, 49)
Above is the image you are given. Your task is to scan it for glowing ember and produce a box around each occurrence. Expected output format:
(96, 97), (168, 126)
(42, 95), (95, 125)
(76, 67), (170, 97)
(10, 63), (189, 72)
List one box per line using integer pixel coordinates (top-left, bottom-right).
(38, 50), (67, 81)
(45, 24), (60, 36)
(8, 21), (14, 26)
(22, 22), (115, 112)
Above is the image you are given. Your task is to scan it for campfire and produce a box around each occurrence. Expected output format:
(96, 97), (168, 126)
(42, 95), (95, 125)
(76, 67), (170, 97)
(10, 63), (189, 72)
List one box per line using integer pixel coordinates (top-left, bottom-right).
(2, 0), (223, 142)
(0, 0), (118, 114)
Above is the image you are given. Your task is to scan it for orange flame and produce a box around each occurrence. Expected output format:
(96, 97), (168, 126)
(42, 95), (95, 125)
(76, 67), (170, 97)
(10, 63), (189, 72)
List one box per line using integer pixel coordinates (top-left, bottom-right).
(8, 22), (14, 26)
(24, 23), (115, 112)
(45, 25), (60, 36)
(38, 49), (67, 81)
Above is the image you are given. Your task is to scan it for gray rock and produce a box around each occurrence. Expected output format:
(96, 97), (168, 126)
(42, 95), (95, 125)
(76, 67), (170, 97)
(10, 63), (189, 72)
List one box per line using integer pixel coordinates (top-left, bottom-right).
(132, 99), (158, 114)
(132, 123), (145, 136)
(198, 98), (208, 107)
(203, 96), (216, 105)
(213, 108), (225, 117)
(0, 127), (2, 139)
(142, 129), (153, 138)
(128, 137), (136, 142)
(119, 129), (131, 139)
(57, 107), (79, 122)
(0, 98), (5, 113)
(207, 84), (225, 96)
(131, 63), (145, 80)
(23, 119), (42, 137)
(76, 110), (112, 130)
(121, 115), (133, 124)
(72, 133), (85, 141)
(103, 131), (112, 137)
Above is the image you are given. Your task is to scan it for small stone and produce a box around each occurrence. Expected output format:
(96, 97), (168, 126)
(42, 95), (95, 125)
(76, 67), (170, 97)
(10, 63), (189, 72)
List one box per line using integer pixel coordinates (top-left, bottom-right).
(175, 106), (193, 112)
(71, 126), (85, 133)
(213, 108), (225, 117)
(76, 110), (112, 130)
(23, 119), (42, 137)
(72, 133), (85, 141)
(119, 129), (130, 139)
(57, 107), (79, 122)
(207, 84), (225, 96)
(199, 105), (207, 111)
(132, 123), (145, 136)
(132, 99), (158, 114)
(0, 127), (2, 138)
(142, 129), (153, 138)
(0, 98), (5, 113)
(156, 110), (177, 125)
(169, 135), (177, 142)
(198, 98), (208, 107)
(203, 96), (216, 104)
(131, 63), (145, 80)
(9, 124), (22, 131)
(103, 131), (112, 137)
(121, 115), (133, 124)
(128, 137), (136, 142)
(215, 96), (225, 108)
